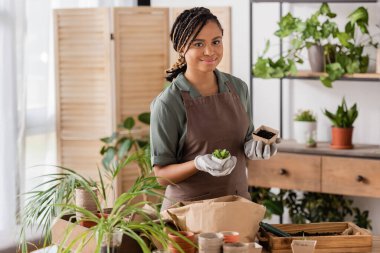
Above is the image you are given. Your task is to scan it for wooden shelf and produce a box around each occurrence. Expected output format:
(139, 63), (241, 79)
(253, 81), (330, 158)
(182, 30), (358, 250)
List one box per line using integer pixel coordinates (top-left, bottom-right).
(279, 139), (380, 159)
(287, 70), (380, 82)
(253, 71), (380, 82)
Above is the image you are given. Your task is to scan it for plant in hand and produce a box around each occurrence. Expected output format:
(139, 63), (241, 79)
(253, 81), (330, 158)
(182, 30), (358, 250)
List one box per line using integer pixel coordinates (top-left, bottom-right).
(212, 149), (230, 159)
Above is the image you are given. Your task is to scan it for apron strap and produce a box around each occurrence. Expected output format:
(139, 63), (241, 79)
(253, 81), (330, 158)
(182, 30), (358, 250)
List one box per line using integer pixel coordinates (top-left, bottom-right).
(180, 91), (193, 106)
(224, 81), (238, 95)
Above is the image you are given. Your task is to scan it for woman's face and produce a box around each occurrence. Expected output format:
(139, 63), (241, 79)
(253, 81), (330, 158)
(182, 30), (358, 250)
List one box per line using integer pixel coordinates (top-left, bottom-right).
(183, 21), (223, 74)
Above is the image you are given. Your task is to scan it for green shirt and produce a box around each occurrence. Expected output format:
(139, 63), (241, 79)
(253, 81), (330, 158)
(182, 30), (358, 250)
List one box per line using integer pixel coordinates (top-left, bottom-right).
(150, 69), (254, 166)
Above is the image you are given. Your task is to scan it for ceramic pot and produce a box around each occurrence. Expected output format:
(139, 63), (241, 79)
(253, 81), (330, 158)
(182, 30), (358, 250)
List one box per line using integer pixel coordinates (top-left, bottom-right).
(307, 45), (324, 72)
(330, 127), (354, 149)
(211, 154), (231, 166)
(220, 231), (240, 243)
(75, 187), (98, 227)
(168, 231), (195, 253)
(97, 229), (123, 253)
(293, 121), (317, 144)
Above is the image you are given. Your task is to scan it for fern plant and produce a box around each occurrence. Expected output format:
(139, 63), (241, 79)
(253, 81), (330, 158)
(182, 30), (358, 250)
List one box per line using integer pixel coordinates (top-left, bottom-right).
(323, 97), (358, 128)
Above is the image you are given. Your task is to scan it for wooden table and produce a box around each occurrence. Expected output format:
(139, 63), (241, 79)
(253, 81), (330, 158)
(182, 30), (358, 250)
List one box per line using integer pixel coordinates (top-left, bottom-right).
(32, 236), (380, 252)
(261, 236), (380, 252)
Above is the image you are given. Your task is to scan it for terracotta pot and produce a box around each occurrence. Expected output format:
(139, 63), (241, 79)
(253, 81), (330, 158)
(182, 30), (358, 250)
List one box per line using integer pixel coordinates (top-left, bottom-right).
(330, 127), (354, 149)
(168, 231), (195, 253)
(220, 231), (240, 243)
(79, 220), (97, 228)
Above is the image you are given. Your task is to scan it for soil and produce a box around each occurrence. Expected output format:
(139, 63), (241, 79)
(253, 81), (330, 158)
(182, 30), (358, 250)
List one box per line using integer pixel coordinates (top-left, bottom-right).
(255, 130), (275, 139)
(290, 231), (340, 236)
(101, 246), (120, 253)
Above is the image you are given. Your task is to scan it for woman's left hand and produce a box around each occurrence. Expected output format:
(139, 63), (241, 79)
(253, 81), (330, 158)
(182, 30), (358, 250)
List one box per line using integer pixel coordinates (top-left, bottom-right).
(194, 154), (237, 177)
(244, 138), (280, 160)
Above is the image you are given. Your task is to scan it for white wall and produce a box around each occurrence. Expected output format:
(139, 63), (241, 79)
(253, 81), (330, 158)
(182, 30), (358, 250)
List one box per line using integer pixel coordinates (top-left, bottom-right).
(152, 0), (380, 234)
(151, 0), (251, 84)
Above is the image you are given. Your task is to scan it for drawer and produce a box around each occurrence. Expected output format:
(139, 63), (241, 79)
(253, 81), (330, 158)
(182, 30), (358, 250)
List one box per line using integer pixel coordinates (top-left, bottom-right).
(247, 153), (321, 192)
(322, 157), (380, 197)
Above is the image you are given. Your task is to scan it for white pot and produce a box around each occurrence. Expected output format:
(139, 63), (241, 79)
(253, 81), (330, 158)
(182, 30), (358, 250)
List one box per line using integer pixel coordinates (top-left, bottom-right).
(211, 154), (231, 166)
(293, 121), (317, 144)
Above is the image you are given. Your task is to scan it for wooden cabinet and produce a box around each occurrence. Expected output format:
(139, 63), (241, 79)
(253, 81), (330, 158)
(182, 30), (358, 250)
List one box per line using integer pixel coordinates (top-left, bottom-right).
(248, 153), (321, 192)
(247, 141), (380, 197)
(322, 157), (380, 198)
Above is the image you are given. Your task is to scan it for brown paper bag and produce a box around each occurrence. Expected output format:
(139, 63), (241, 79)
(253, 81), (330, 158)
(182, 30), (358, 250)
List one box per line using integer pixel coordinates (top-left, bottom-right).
(161, 195), (266, 242)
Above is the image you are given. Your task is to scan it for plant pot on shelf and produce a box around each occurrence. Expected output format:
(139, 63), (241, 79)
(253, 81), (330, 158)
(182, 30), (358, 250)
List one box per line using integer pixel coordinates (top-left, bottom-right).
(307, 45), (324, 72)
(330, 127), (354, 149)
(293, 121), (317, 144)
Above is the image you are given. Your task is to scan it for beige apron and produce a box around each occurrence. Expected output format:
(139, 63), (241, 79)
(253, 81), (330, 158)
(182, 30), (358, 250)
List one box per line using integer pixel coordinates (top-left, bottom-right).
(161, 81), (251, 210)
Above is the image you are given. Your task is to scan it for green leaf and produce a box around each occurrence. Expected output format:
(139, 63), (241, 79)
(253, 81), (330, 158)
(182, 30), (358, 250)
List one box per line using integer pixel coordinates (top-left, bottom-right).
(348, 7), (368, 26)
(263, 199), (284, 216)
(263, 40), (270, 55)
(118, 139), (132, 159)
(123, 117), (135, 130)
(337, 32), (351, 48)
(138, 112), (150, 125)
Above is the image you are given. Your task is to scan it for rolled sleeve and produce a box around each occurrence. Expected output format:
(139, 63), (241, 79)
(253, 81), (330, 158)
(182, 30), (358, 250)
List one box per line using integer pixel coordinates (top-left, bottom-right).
(150, 98), (179, 166)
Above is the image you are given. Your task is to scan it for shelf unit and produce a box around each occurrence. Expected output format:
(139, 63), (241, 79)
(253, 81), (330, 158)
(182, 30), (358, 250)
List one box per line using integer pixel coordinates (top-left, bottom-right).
(249, 0), (379, 138)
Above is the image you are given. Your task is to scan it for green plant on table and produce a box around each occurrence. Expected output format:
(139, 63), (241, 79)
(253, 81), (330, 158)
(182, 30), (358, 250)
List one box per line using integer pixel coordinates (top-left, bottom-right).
(294, 110), (317, 122)
(100, 112), (151, 178)
(212, 149), (230, 159)
(17, 157), (171, 253)
(253, 3), (378, 87)
(323, 97), (358, 128)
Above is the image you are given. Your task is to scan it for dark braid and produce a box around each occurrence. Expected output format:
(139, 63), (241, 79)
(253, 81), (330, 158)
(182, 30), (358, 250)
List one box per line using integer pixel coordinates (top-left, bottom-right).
(166, 7), (224, 82)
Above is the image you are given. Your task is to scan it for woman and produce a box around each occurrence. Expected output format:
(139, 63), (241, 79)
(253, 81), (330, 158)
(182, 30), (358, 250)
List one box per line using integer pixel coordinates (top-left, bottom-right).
(150, 7), (278, 210)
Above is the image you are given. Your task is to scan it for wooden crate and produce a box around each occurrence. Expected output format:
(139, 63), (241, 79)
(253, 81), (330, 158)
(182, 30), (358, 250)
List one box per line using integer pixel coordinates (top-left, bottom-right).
(258, 222), (372, 253)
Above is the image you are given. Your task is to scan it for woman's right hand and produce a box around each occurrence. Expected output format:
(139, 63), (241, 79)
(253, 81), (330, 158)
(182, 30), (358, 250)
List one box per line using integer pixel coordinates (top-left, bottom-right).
(194, 154), (237, 177)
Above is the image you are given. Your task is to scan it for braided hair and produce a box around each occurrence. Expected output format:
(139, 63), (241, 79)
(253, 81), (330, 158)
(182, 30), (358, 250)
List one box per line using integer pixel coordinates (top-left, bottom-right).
(166, 7), (224, 82)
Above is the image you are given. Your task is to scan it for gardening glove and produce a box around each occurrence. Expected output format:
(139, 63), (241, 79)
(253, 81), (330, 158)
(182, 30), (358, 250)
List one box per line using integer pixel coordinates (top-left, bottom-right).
(194, 154), (237, 177)
(244, 138), (280, 160)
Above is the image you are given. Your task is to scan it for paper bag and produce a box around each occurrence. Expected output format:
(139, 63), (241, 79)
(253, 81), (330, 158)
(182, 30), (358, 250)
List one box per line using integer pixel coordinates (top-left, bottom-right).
(161, 195), (266, 242)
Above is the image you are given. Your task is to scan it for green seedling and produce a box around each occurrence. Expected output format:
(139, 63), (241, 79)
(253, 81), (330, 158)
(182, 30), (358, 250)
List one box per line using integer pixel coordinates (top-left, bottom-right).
(212, 149), (230, 159)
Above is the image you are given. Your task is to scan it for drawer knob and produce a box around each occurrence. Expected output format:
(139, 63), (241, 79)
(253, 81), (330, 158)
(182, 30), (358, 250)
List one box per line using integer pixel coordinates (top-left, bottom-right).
(279, 168), (288, 175)
(356, 175), (367, 183)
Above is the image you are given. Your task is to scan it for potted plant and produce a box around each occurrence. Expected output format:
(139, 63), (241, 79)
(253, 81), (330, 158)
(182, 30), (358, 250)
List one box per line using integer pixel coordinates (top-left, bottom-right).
(293, 110), (317, 145)
(17, 157), (175, 253)
(323, 97), (358, 149)
(212, 149), (231, 165)
(253, 3), (379, 88)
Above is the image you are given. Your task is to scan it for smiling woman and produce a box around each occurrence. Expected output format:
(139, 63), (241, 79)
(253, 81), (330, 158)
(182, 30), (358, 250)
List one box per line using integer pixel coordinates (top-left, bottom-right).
(150, 7), (279, 211)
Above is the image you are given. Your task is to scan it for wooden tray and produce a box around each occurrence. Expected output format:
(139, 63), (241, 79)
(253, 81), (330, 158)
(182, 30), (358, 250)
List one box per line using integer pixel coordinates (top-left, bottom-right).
(258, 222), (372, 253)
